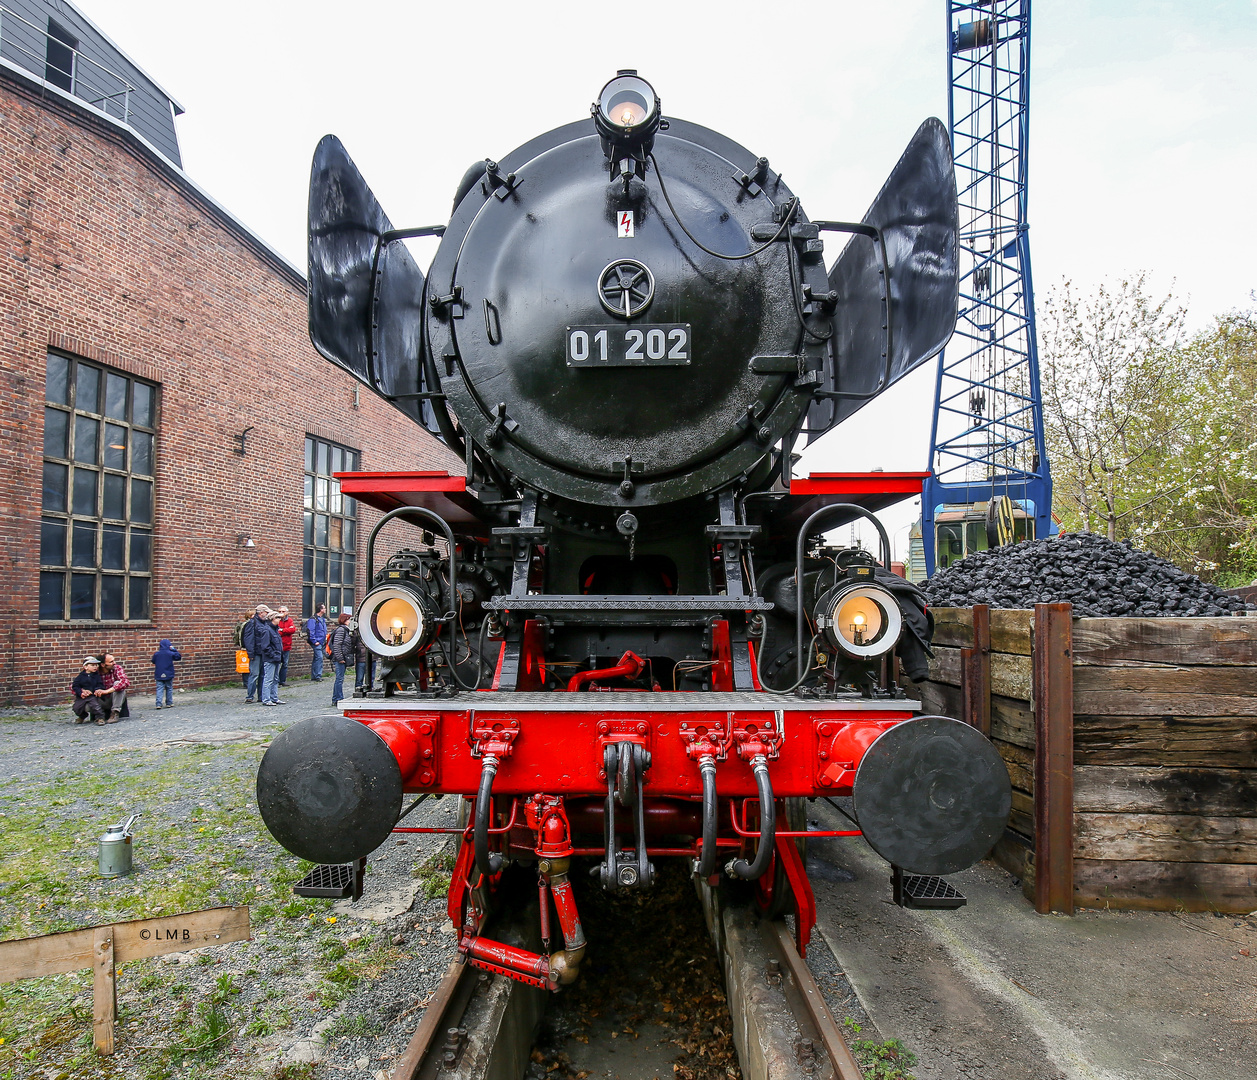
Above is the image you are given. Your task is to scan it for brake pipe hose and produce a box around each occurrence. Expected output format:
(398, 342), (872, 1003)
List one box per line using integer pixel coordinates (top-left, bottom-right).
(726, 754), (775, 880)
(697, 756), (719, 878)
(474, 754), (504, 880)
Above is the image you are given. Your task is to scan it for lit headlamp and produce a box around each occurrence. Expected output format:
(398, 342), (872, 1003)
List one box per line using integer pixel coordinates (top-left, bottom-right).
(815, 583), (903, 661)
(593, 71), (662, 174)
(357, 582), (438, 659)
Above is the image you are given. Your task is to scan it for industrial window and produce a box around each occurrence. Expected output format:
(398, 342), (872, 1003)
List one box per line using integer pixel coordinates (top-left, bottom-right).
(303, 436), (359, 619)
(45, 20), (78, 93)
(40, 353), (156, 622)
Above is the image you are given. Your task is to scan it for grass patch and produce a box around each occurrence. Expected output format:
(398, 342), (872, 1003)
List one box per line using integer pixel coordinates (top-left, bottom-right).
(323, 1011), (380, 1042)
(413, 844), (455, 900)
(843, 1019), (918, 1080)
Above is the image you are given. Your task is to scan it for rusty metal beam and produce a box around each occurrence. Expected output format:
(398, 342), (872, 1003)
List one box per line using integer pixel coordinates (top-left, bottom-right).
(1033, 602), (1074, 914)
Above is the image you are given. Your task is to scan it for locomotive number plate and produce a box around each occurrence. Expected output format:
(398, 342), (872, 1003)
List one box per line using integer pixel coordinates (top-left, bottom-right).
(566, 324), (691, 367)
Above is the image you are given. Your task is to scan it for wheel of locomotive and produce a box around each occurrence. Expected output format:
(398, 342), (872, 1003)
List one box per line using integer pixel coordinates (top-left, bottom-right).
(755, 797), (807, 920)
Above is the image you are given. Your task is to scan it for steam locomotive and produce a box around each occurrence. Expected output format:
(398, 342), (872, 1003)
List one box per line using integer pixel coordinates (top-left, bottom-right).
(257, 73), (1011, 990)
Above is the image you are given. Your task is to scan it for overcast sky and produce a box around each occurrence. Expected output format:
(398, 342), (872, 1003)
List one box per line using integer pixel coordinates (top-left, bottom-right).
(74, 0), (1257, 556)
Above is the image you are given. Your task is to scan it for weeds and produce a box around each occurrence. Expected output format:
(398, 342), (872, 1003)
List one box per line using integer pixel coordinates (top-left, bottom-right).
(415, 845), (455, 900)
(843, 1019), (918, 1080)
(322, 1011), (379, 1042)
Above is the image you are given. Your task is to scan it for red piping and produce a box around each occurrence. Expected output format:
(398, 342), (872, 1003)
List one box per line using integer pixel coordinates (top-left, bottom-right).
(567, 650), (646, 692)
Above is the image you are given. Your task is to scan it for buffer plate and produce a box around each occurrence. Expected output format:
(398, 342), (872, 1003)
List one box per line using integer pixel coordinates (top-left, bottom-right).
(853, 715), (1011, 876)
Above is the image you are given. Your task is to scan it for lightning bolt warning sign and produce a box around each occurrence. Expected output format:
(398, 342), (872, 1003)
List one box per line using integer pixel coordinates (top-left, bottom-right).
(617, 211), (634, 238)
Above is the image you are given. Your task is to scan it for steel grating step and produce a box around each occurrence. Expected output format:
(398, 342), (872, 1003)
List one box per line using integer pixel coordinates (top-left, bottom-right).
(892, 866), (967, 909)
(293, 863), (358, 898)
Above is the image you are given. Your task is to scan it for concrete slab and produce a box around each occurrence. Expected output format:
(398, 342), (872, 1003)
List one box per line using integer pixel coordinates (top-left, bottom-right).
(333, 882), (419, 922)
(808, 800), (1257, 1080)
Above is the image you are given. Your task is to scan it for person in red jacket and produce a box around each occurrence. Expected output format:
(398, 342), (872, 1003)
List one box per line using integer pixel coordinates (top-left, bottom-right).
(276, 607), (297, 687)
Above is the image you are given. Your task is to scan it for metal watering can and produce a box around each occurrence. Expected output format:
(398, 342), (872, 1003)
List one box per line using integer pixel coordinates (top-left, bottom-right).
(98, 814), (140, 878)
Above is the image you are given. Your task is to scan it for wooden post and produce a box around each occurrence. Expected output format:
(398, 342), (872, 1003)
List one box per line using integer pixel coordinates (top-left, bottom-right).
(961, 604), (991, 736)
(92, 927), (116, 1054)
(1033, 603), (1074, 914)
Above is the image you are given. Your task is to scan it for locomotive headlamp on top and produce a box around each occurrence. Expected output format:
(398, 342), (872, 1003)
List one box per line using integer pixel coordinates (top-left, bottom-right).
(593, 70), (662, 181)
(816, 582), (903, 661)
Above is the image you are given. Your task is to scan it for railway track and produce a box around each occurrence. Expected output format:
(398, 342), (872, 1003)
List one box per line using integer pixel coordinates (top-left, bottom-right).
(389, 877), (863, 1080)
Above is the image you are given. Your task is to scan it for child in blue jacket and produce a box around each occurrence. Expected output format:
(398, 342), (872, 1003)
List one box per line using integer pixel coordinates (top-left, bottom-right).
(151, 639), (183, 709)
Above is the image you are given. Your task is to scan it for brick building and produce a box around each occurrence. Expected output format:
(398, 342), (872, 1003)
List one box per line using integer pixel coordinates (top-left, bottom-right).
(0, 2), (458, 704)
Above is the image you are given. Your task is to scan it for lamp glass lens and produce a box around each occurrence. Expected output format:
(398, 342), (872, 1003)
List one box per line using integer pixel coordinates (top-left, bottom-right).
(372, 596), (420, 648)
(599, 77), (654, 129)
(835, 592), (886, 647)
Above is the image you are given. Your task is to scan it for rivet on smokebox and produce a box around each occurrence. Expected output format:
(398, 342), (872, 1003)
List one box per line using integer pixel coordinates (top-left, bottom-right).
(99, 814), (140, 878)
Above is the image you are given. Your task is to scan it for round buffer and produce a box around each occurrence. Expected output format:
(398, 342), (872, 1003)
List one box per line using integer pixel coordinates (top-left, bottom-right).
(257, 715), (403, 865)
(853, 715), (1012, 877)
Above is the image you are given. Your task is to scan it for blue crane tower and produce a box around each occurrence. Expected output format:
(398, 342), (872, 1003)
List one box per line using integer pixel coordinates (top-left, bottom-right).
(922, 0), (1052, 576)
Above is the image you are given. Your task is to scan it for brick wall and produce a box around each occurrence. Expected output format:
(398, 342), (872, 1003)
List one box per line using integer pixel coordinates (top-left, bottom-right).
(0, 72), (460, 704)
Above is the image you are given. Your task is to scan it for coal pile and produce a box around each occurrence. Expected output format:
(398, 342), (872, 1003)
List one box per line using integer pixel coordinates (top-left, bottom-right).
(925, 533), (1257, 617)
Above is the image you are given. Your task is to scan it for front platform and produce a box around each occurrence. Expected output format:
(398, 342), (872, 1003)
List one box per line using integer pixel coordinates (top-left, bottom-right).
(341, 691), (920, 713)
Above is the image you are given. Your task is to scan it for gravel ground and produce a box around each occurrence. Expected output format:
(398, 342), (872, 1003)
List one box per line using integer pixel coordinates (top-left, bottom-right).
(1, 681), (893, 1080)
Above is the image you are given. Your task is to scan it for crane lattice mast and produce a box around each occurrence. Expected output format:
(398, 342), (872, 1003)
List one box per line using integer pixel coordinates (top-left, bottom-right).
(922, 0), (1052, 575)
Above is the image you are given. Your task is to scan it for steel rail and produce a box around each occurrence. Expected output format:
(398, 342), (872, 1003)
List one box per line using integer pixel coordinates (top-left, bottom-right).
(389, 958), (476, 1080)
(768, 920), (865, 1080)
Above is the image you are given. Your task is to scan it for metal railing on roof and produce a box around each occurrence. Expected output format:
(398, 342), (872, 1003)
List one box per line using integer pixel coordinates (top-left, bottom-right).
(0, 4), (134, 123)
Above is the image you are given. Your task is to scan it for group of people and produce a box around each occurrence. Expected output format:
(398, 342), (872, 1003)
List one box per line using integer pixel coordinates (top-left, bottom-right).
(71, 640), (182, 725)
(307, 602), (371, 706)
(237, 602), (370, 708)
(237, 604), (296, 706)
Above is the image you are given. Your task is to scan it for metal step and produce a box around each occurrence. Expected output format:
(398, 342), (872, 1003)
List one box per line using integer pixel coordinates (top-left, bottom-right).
(293, 861), (362, 899)
(891, 866), (966, 909)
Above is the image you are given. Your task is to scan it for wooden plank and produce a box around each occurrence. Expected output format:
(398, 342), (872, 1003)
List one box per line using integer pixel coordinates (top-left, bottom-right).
(1073, 858), (1257, 913)
(1073, 665), (1257, 696)
(0, 927), (93, 982)
(1074, 715), (1257, 768)
(1009, 789), (1035, 840)
(989, 609), (1033, 656)
(993, 738), (1035, 767)
(1071, 617), (1257, 667)
(1033, 603), (1074, 915)
(994, 738), (1034, 794)
(926, 645), (963, 687)
(931, 607), (1034, 654)
(1073, 691), (1257, 717)
(1074, 813), (1257, 863)
(1075, 766), (1257, 816)
(0, 907), (250, 984)
(929, 607), (974, 649)
(990, 694), (1035, 749)
(925, 645), (1031, 698)
(93, 927), (115, 1055)
(991, 832), (1035, 903)
(961, 605), (991, 736)
(916, 680), (962, 719)
(991, 653), (1033, 701)
(112, 906), (250, 962)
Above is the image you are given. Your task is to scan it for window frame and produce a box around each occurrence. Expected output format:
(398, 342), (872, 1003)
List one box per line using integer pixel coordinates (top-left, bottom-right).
(303, 435), (359, 620)
(39, 352), (157, 624)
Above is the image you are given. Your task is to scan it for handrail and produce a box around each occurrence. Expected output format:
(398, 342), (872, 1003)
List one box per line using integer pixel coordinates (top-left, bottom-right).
(0, 6), (138, 124)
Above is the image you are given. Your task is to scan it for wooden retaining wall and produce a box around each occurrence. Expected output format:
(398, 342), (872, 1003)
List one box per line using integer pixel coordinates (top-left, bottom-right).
(905, 606), (1257, 913)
